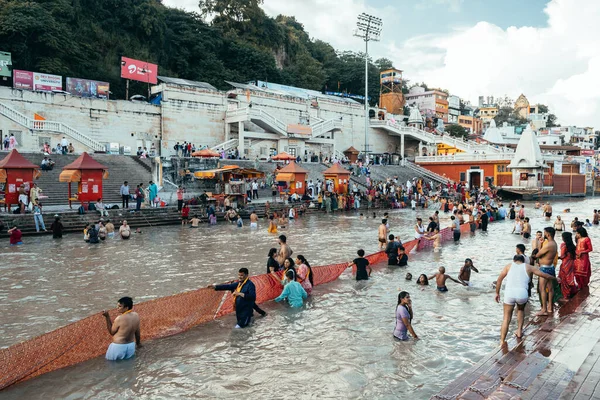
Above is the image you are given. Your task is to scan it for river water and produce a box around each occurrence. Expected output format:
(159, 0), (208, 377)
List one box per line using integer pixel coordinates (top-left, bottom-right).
(2, 198), (599, 399)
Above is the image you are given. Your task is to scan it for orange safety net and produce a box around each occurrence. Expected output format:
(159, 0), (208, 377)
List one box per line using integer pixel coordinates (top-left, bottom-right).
(0, 218), (494, 391)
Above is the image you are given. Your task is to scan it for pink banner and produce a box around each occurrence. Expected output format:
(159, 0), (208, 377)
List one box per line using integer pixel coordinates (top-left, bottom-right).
(120, 56), (158, 84)
(13, 70), (33, 90)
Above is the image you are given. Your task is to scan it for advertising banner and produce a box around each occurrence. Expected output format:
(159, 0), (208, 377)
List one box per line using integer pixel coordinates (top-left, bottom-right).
(66, 77), (110, 98)
(120, 56), (158, 84)
(0, 51), (11, 77)
(13, 69), (33, 90)
(13, 70), (62, 91)
(580, 150), (595, 156)
(33, 72), (62, 91)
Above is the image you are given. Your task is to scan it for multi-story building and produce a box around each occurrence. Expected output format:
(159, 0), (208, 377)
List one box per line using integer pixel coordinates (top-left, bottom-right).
(477, 105), (499, 125)
(404, 86), (449, 122)
(458, 115), (483, 135)
(514, 94), (539, 120)
(447, 95), (460, 124)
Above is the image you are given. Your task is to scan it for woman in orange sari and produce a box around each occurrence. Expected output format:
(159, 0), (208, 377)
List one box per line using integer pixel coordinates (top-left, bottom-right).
(558, 232), (578, 300)
(575, 227), (593, 289)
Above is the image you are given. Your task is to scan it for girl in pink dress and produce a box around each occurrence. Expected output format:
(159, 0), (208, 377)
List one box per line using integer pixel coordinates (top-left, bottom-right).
(295, 255), (313, 296)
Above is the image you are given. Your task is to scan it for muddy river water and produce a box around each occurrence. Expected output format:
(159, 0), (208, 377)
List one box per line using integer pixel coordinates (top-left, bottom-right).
(2, 198), (599, 399)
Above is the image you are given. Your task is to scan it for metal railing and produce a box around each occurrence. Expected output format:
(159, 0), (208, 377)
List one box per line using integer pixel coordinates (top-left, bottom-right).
(0, 102), (104, 151)
(405, 160), (451, 184)
(312, 118), (342, 138)
(370, 120), (510, 154)
(210, 138), (238, 152)
(415, 153), (586, 164)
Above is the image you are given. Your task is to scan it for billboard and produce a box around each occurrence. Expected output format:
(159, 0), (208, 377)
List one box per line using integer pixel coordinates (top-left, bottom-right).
(13, 70), (62, 91)
(0, 51), (11, 78)
(120, 56), (158, 84)
(66, 77), (110, 98)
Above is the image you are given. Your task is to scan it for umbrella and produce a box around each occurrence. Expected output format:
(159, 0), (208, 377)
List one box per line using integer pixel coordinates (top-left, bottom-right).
(271, 152), (296, 161)
(192, 149), (220, 158)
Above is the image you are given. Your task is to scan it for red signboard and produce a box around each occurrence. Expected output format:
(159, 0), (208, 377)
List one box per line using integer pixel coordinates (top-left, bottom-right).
(13, 70), (33, 90)
(120, 56), (158, 84)
(581, 150), (595, 156)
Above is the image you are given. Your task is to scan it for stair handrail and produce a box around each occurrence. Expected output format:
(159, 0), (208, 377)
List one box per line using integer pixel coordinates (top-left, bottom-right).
(210, 138), (238, 151)
(0, 101), (104, 151)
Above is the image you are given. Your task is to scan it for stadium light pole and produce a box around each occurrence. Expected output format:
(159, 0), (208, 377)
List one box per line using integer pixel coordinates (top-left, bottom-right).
(354, 13), (382, 158)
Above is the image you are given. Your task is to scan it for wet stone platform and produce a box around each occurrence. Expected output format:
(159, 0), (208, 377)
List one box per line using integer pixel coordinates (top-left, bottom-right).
(434, 282), (600, 400)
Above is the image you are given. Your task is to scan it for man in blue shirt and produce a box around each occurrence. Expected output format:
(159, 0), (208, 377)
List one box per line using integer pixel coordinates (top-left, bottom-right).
(213, 268), (257, 328)
(275, 270), (307, 307)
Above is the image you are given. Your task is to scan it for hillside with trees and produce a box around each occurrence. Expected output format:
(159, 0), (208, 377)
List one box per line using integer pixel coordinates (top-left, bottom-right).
(0, 0), (398, 104)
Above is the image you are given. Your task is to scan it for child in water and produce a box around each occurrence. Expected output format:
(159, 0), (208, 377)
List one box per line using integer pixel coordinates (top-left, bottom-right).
(428, 266), (465, 292)
(458, 258), (479, 286)
(236, 215), (243, 228)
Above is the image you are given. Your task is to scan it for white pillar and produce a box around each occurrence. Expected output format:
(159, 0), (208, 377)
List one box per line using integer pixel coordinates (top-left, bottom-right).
(238, 122), (245, 157)
(418, 141), (423, 156)
(401, 132), (405, 166)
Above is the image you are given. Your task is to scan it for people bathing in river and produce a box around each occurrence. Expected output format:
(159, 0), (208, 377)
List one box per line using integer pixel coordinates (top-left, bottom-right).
(102, 296), (141, 360)
(495, 255), (557, 345)
(385, 234), (401, 265)
(119, 220), (131, 240)
(397, 246), (408, 267)
(352, 249), (371, 281)
(428, 266), (464, 292)
(417, 274), (429, 286)
(275, 270), (307, 307)
(8, 226), (23, 245)
(190, 215), (200, 228)
(554, 215), (565, 231)
(275, 257), (297, 285)
(212, 268), (257, 328)
(532, 227), (558, 316)
(394, 291), (418, 341)
(277, 235), (293, 267)
(424, 227), (441, 252)
(458, 258), (479, 286)
(267, 248), (280, 273)
(295, 255), (313, 296)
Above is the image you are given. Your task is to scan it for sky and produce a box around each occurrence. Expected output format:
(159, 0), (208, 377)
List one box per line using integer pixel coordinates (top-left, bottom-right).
(163, 0), (600, 128)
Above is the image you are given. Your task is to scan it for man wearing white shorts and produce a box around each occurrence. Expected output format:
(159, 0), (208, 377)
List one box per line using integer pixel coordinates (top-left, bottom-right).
(495, 255), (557, 345)
(250, 211), (258, 229)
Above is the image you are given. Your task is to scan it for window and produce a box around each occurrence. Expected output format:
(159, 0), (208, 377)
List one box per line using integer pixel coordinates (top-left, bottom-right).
(459, 172), (466, 182)
(260, 147), (266, 155)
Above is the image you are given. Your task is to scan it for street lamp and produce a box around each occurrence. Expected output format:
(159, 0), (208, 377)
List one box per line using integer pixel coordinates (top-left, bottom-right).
(354, 13), (382, 157)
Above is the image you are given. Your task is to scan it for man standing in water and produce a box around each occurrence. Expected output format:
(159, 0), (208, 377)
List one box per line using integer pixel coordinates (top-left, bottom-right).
(249, 211), (259, 229)
(102, 296), (141, 360)
(378, 219), (388, 249)
(212, 268), (257, 328)
(495, 255), (557, 345)
(277, 235), (293, 267)
(542, 202), (552, 220)
(533, 227), (558, 316)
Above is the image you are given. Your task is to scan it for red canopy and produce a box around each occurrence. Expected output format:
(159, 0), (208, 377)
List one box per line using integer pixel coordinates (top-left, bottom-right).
(277, 161), (309, 174)
(63, 152), (107, 170)
(192, 149), (220, 158)
(323, 163), (350, 175)
(0, 149), (39, 169)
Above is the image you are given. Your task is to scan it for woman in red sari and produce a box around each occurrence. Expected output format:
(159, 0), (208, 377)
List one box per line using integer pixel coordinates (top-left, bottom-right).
(575, 227), (593, 288)
(558, 232), (578, 300)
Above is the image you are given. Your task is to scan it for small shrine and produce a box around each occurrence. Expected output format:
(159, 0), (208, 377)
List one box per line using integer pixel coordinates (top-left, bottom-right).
(0, 150), (40, 211)
(59, 152), (108, 208)
(323, 163), (351, 194)
(507, 125), (547, 188)
(275, 161), (308, 195)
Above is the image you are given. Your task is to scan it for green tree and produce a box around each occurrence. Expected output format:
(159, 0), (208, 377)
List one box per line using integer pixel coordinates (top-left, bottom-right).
(374, 57), (393, 71)
(494, 106), (526, 127)
(445, 124), (467, 138)
(536, 104), (559, 127)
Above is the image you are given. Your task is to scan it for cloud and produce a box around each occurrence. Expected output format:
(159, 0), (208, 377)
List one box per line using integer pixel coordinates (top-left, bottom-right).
(389, 0), (600, 127)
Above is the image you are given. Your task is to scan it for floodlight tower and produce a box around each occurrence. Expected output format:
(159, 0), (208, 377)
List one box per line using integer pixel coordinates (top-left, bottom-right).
(354, 13), (382, 156)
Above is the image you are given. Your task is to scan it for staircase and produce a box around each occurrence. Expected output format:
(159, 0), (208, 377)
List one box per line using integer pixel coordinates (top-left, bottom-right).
(370, 120), (509, 154)
(0, 102), (104, 152)
(210, 139), (238, 152)
(19, 153), (152, 206)
(405, 161), (451, 185)
(226, 107), (342, 138)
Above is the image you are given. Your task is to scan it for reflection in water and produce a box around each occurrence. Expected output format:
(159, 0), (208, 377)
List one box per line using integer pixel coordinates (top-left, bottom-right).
(2, 198), (599, 399)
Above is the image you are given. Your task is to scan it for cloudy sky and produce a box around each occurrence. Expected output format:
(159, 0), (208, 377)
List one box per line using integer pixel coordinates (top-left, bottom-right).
(164, 0), (599, 128)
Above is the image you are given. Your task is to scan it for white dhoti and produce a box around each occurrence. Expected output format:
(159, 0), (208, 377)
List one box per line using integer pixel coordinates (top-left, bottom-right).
(105, 342), (135, 360)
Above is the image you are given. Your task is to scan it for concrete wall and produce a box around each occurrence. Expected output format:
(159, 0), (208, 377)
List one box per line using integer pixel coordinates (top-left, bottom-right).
(0, 84), (403, 159)
(0, 87), (161, 153)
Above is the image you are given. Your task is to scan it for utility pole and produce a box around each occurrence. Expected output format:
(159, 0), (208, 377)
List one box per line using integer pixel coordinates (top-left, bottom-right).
(354, 13), (382, 158)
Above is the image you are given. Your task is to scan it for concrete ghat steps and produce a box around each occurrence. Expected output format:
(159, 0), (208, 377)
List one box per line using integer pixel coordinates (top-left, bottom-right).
(12, 152), (152, 206)
(0, 200), (392, 237)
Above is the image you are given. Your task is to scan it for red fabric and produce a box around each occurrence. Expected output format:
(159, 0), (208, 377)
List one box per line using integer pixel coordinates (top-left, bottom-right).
(575, 237), (592, 278)
(62, 153), (107, 170)
(559, 243), (577, 299)
(9, 229), (22, 245)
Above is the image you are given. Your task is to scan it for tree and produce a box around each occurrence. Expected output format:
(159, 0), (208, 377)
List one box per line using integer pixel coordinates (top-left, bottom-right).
(537, 104), (559, 127)
(374, 57), (393, 71)
(445, 124), (467, 138)
(494, 106), (526, 127)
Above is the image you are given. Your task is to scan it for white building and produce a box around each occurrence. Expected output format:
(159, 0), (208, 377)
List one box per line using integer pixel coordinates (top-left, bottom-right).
(447, 95), (460, 124)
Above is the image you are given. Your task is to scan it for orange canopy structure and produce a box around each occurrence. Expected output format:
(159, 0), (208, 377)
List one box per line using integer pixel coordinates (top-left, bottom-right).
(343, 146), (360, 163)
(272, 152), (296, 161)
(192, 149), (220, 158)
(275, 161), (308, 195)
(0, 150), (40, 210)
(60, 152), (108, 208)
(323, 163), (351, 194)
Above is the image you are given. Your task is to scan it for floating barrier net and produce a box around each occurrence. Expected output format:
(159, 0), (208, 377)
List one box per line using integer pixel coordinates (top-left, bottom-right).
(0, 221), (479, 390)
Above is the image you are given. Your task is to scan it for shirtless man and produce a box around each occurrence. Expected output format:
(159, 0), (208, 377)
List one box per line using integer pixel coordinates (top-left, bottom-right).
(102, 296), (141, 360)
(531, 231), (543, 254)
(105, 219), (115, 238)
(532, 227), (558, 315)
(378, 219), (389, 249)
(190, 214), (201, 227)
(424, 227), (442, 252)
(432, 210), (440, 227)
(458, 258), (479, 286)
(542, 202), (552, 220)
(119, 220), (131, 240)
(522, 218), (532, 239)
(277, 234), (293, 267)
(428, 266), (465, 292)
(554, 216), (565, 231)
(249, 211), (258, 229)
